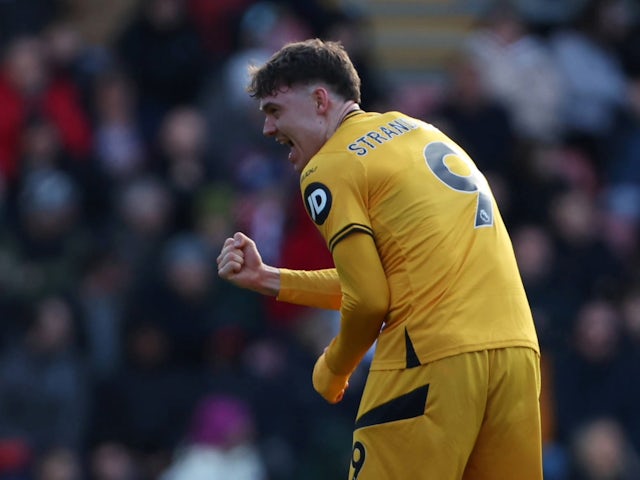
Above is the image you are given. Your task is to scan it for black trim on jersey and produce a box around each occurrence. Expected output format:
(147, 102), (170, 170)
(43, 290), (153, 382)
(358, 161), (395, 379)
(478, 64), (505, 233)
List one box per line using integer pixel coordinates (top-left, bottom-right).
(354, 384), (429, 430)
(328, 224), (374, 252)
(404, 328), (421, 368)
(340, 109), (365, 125)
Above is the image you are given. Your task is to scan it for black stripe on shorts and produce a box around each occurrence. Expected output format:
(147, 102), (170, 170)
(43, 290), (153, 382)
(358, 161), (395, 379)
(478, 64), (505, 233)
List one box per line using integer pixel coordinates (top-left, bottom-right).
(354, 384), (429, 430)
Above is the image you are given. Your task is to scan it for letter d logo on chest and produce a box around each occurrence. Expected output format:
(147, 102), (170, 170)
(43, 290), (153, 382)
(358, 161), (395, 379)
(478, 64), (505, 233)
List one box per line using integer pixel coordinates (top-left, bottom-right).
(304, 182), (332, 225)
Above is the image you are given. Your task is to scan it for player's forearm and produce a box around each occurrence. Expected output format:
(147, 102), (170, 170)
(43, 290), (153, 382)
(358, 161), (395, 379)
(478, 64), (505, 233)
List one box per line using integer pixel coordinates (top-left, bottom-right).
(325, 276), (388, 375)
(250, 264), (282, 296)
(325, 304), (385, 375)
(278, 268), (342, 310)
(324, 233), (389, 375)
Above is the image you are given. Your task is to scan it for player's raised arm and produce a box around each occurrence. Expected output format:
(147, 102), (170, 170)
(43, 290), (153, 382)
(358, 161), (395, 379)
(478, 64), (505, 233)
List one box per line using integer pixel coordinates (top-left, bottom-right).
(217, 232), (343, 309)
(216, 232), (281, 296)
(278, 268), (342, 310)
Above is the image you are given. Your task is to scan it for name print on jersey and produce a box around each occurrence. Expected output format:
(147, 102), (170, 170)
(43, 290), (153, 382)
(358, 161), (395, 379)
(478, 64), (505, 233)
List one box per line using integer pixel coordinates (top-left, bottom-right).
(347, 117), (418, 156)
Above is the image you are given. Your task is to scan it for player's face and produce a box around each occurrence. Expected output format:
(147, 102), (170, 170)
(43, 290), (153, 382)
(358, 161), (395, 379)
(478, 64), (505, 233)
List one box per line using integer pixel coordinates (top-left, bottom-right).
(259, 85), (328, 173)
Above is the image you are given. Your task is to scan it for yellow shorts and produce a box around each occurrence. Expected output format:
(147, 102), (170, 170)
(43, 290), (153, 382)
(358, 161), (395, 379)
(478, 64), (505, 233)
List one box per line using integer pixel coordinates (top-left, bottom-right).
(349, 347), (542, 480)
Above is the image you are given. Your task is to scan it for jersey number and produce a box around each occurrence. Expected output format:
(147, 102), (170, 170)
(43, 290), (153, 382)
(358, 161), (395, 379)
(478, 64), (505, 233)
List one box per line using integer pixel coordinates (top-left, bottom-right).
(423, 141), (494, 228)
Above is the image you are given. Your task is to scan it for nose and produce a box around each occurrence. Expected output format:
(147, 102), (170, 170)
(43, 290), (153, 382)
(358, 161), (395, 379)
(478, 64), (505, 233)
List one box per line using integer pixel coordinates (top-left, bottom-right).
(263, 116), (276, 137)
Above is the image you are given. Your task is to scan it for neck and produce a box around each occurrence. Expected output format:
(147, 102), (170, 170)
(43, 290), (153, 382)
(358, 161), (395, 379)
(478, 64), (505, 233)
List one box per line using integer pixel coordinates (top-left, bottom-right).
(327, 100), (360, 139)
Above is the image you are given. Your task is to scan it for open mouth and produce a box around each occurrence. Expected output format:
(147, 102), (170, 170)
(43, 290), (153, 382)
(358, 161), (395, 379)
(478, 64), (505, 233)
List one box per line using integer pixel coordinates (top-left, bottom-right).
(277, 137), (296, 163)
(276, 137), (293, 148)
(287, 144), (296, 164)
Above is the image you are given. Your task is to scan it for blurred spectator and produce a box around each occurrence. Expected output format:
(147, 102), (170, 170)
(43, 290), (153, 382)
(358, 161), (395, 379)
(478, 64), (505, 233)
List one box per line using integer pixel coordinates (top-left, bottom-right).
(465, 2), (564, 143)
(160, 394), (267, 480)
(76, 69), (146, 226)
(123, 233), (214, 366)
(61, 0), (142, 49)
(110, 175), (175, 286)
(92, 70), (146, 182)
(235, 1), (311, 60)
(153, 107), (217, 231)
(191, 183), (237, 252)
(88, 442), (140, 480)
(547, 187), (625, 301)
(89, 320), (200, 480)
(14, 113), (96, 230)
(607, 73), (640, 184)
(620, 284), (640, 346)
(276, 0), (342, 40)
(16, 117), (70, 180)
(0, 36), (93, 183)
(511, 223), (578, 352)
(0, 437), (31, 480)
(552, 300), (631, 446)
(432, 53), (515, 175)
(245, 188), (286, 267)
(193, 327), (350, 480)
(32, 447), (82, 480)
(600, 74), (640, 261)
(618, 12), (640, 78)
(511, 0), (588, 30)
(617, 285), (640, 452)
(495, 141), (568, 227)
(185, 0), (254, 61)
(0, 296), (88, 451)
(0, 168), (91, 304)
(114, 0), (208, 141)
(78, 244), (131, 379)
(41, 21), (107, 107)
(600, 184), (640, 262)
(569, 417), (640, 479)
(548, 0), (631, 152)
(237, 333), (354, 480)
(123, 232), (262, 367)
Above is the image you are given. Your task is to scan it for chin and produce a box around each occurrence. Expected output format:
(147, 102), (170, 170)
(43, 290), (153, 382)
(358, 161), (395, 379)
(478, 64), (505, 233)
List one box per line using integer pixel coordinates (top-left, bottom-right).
(293, 158), (310, 173)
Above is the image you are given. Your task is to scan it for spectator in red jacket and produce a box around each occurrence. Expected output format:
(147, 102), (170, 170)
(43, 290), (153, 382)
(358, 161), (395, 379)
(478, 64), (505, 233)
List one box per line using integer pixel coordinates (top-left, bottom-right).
(0, 36), (92, 183)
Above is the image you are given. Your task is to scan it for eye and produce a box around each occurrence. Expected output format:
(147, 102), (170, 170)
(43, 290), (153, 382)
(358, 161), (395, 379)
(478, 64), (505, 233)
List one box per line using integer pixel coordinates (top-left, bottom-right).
(263, 105), (280, 119)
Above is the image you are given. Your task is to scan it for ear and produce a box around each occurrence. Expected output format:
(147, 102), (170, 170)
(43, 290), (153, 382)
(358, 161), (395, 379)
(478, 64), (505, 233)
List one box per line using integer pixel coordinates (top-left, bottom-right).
(312, 87), (330, 114)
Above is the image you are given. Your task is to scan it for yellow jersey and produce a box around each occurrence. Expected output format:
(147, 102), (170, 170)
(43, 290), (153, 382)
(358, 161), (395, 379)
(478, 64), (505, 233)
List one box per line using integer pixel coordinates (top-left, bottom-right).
(299, 110), (539, 371)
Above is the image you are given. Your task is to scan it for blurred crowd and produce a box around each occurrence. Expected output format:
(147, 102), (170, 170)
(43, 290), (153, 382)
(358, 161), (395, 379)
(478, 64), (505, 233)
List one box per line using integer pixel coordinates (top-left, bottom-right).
(0, 0), (638, 479)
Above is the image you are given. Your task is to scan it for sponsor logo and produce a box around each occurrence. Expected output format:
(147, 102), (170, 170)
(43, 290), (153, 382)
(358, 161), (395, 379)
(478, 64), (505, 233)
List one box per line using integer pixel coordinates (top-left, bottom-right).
(304, 182), (332, 225)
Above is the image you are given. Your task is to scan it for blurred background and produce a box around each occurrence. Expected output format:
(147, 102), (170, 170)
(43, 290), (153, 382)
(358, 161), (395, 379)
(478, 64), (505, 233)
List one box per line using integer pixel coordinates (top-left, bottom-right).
(0, 0), (639, 479)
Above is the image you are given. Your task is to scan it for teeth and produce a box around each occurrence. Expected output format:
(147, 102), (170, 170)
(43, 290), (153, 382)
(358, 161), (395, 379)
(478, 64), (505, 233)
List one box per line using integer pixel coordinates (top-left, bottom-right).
(276, 138), (293, 147)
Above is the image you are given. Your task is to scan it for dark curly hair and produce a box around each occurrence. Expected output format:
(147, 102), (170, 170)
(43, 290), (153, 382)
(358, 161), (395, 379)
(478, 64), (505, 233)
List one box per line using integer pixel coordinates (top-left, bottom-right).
(247, 38), (361, 103)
